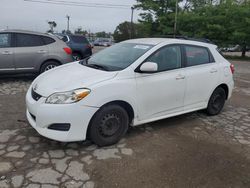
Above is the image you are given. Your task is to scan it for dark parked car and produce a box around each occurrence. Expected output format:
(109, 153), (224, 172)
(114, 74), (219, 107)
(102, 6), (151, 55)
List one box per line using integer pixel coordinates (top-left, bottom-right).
(58, 34), (92, 61)
(0, 30), (73, 75)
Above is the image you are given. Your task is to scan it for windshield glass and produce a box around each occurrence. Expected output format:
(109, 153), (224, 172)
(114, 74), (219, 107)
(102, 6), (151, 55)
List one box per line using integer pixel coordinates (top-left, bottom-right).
(85, 43), (153, 71)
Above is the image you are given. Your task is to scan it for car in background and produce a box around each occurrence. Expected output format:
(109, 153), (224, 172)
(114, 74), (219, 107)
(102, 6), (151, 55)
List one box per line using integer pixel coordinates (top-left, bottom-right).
(57, 34), (92, 61)
(93, 38), (112, 47)
(220, 45), (241, 52)
(0, 30), (73, 74)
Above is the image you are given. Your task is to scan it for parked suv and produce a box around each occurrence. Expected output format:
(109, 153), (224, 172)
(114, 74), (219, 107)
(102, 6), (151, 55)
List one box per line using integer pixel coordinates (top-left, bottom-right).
(58, 34), (92, 61)
(0, 30), (73, 74)
(26, 38), (234, 146)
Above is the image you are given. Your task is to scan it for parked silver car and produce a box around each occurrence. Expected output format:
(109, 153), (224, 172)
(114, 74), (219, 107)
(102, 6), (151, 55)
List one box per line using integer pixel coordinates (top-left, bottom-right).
(0, 30), (73, 74)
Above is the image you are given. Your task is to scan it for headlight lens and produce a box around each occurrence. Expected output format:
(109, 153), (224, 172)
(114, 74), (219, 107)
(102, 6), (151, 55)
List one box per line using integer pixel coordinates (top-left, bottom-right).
(45, 88), (91, 104)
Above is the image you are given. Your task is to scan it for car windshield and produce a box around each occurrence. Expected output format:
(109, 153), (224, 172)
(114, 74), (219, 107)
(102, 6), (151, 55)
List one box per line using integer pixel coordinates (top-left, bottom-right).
(80, 43), (153, 71)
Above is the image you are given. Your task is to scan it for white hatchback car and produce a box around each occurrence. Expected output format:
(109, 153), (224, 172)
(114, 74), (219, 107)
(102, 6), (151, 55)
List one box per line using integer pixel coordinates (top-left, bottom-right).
(26, 38), (234, 146)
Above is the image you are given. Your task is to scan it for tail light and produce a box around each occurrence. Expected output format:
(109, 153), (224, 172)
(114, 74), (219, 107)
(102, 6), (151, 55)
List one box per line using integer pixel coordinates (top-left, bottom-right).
(230, 64), (235, 74)
(63, 47), (72, 55)
(87, 44), (92, 49)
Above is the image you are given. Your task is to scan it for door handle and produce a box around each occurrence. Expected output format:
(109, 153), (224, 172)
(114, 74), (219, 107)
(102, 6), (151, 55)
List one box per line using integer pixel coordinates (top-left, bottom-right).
(176, 75), (185, 80)
(210, 68), (218, 73)
(37, 50), (47, 54)
(2, 51), (13, 55)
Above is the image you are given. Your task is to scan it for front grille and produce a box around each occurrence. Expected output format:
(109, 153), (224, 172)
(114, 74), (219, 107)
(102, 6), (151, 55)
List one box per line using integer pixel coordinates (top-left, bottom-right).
(31, 89), (42, 101)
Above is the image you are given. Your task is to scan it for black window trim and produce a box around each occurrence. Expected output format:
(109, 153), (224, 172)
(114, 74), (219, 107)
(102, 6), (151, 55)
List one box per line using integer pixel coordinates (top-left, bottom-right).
(183, 44), (215, 68)
(135, 43), (184, 74)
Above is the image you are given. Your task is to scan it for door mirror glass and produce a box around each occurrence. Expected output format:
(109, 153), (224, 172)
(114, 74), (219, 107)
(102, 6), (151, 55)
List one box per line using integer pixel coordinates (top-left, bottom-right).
(139, 62), (158, 73)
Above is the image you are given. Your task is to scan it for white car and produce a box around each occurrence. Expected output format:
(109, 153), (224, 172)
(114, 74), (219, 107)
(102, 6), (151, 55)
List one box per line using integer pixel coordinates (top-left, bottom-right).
(26, 38), (234, 146)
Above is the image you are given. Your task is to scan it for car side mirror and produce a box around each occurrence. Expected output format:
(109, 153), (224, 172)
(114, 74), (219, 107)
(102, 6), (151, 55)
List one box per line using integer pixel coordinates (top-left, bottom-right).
(138, 62), (158, 73)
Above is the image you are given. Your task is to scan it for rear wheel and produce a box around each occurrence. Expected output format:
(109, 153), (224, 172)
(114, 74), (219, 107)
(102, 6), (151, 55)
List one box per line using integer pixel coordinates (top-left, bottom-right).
(40, 61), (59, 73)
(206, 87), (226, 116)
(89, 105), (129, 146)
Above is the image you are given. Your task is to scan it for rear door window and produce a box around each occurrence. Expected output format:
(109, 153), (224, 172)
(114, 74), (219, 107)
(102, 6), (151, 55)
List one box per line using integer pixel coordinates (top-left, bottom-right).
(184, 45), (212, 67)
(16, 33), (44, 47)
(0, 33), (11, 48)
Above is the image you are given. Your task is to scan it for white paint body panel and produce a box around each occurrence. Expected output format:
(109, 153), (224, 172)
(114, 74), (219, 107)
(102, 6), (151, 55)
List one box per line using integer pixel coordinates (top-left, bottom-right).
(26, 38), (234, 142)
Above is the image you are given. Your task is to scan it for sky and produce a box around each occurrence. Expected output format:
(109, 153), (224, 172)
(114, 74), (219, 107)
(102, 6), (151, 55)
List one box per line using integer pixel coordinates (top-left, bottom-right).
(0, 0), (141, 33)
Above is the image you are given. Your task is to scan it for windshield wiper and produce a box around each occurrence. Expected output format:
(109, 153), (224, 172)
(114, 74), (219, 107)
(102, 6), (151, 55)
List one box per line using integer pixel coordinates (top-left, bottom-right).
(85, 63), (108, 71)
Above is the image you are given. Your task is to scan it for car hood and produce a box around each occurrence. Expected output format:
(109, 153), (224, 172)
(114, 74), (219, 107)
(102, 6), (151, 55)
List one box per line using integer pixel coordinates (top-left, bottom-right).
(32, 63), (118, 97)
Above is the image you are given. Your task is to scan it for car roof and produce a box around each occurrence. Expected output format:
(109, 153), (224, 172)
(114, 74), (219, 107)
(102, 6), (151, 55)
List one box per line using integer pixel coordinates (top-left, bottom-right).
(123, 38), (217, 48)
(0, 29), (57, 38)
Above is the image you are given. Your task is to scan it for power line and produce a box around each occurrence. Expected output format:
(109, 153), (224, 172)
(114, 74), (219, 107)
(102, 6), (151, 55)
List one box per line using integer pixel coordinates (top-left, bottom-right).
(23, 0), (131, 9)
(40, 0), (131, 7)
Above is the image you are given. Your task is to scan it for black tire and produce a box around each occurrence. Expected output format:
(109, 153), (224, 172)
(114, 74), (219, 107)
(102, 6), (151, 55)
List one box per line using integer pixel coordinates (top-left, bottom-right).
(72, 52), (82, 61)
(89, 105), (129, 146)
(40, 61), (60, 73)
(206, 87), (226, 116)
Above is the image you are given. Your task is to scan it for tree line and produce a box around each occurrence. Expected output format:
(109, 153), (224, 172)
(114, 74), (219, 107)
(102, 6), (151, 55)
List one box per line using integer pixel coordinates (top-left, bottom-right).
(113, 0), (250, 57)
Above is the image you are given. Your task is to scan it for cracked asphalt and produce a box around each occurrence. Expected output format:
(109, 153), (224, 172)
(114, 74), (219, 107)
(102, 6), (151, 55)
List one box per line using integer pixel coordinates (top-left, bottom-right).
(0, 59), (250, 188)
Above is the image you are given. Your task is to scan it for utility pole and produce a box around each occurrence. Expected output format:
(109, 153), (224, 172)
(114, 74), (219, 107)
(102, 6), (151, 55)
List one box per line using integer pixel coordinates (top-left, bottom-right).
(130, 6), (134, 39)
(66, 15), (70, 33)
(173, 0), (178, 38)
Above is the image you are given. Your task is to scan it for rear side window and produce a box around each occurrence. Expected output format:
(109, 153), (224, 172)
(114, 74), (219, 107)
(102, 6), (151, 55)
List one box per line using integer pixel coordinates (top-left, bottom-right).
(70, 36), (88, 44)
(185, 45), (211, 67)
(16, 33), (44, 47)
(43, 36), (55, 45)
(0, 33), (11, 48)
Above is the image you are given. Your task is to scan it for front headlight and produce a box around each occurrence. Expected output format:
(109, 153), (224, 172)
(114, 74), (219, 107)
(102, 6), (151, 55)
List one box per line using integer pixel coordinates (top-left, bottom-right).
(45, 88), (91, 104)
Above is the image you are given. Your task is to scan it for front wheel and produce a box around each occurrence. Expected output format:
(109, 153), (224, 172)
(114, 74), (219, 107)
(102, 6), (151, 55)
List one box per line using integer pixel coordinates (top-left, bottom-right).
(89, 105), (129, 146)
(206, 87), (226, 116)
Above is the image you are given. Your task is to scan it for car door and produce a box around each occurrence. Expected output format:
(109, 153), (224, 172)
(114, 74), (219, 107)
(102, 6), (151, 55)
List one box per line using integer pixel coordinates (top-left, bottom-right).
(135, 45), (186, 121)
(0, 33), (15, 72)
(183, 45), (219, 110)
(13, 33), (48, 72)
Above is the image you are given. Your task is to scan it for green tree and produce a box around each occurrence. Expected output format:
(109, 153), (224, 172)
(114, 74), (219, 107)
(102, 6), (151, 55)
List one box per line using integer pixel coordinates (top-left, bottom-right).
(135, 0), (180, 36)
(74, 27), (88, 35)
(113, 21), (150, 42)
(47, 21), (57, 33)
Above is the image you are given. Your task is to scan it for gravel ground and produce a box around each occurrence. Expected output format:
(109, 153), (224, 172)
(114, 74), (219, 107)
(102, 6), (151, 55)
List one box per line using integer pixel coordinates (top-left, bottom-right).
(0, 57), (250, 188)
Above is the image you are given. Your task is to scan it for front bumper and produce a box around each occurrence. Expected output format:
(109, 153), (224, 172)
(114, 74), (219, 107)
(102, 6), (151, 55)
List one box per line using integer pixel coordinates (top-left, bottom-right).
(26, 87), (98, 142)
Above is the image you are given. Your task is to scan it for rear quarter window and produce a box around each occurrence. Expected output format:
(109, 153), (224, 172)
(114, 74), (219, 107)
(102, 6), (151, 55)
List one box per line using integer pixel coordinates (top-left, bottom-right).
(42, 36), (55, 45)
(185, 45), (213, 67)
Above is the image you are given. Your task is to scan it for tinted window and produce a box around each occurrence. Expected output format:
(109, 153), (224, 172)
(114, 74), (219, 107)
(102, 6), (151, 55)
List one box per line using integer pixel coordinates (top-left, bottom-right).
(70, 36), (88, 44)
(16, 33), (44, 47)
(43, 36), (55, 45)
(147, 45), (182, 72)
(185, 46), (210, 66)
(0, 33), (11, 48)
